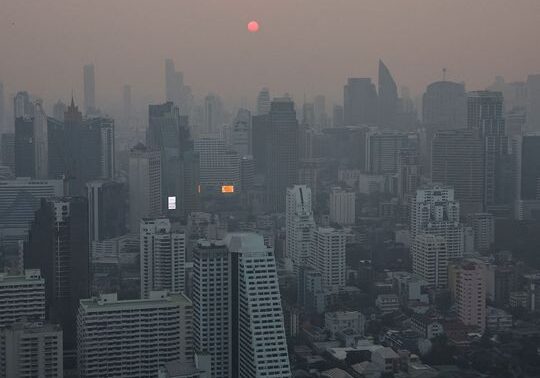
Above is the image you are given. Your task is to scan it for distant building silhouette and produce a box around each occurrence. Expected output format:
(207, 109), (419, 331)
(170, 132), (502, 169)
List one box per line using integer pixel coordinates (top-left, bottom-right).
(377, 60), (398, 129)
(344, 78), (378, 126)
(422, 81), (466, 130)
(83, 64), (96, 115)
(256, 87), (271, 115)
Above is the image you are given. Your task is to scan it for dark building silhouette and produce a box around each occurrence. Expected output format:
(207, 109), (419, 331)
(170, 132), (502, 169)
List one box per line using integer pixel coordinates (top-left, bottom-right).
(14, 116), (35, 177)
(344, 78), (378, 126)
(83, 64), (96, 115)
(251, 114), (269, 173)
(25, 196), (89, 362)
(1, 133), (15, 174)
(377, 60), (398, 129)
(87, 180), (127, 242)
(422, 81), (466, 130)
(266, 97), (299, 212)
(518, 134), (540, 201)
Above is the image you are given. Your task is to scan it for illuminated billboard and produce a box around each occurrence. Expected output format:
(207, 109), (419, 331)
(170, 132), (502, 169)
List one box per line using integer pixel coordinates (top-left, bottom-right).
(221, 185), (235, 193)
(168, 196), (176, 210)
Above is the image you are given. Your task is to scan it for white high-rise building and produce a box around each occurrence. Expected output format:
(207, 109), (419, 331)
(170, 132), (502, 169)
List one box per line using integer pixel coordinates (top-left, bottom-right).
(140, 218), (186, 299)
(77, 291), (192, 378)
(329, 186), (356, 225)
(311, 227), (346, 290)
(0, 269), (45, 328)
(412, 234), (448, 288)
(1, 322), (63, 378)
(411, 185), (464, 259)
(286, 185), (315, 269)
(193, 234), (291, 378)
(128, 143), (161, 232)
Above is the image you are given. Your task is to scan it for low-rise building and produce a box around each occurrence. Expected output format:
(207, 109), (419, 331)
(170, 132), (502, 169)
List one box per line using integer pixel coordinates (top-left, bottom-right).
(376, 294), (400, 314)
(486, 306), (513, 331)
(371, 347), (399, 373)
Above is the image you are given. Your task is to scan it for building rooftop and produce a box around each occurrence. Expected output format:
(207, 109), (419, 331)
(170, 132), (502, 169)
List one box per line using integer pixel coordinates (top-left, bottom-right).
(79, 291), (191, 312)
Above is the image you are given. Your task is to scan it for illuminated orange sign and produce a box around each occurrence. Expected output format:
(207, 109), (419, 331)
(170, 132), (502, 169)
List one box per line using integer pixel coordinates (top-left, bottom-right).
(221, 185), (235, 193)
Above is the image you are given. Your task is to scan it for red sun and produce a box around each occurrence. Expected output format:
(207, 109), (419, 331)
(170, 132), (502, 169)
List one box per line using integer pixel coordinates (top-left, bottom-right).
(247, 21), (260, 33)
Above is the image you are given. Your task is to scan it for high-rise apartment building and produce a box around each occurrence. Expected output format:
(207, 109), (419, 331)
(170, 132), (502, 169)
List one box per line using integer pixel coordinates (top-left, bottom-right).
(467, 213), (495, 252)
(343, 78), (378, 126)
(1, 322), (63, 378)
(453, 260), (487, 332)
(286, 185), (315, 269)
(192, 234), (291, 378)
(329, 187), (355, 225)
(128, 143), (162, 232)
(311, 227), (346, 290)
(77, 291), (193, 377)
(266, 97), (299, 212)
(431, 129), (484, 214)
(140, 218), (186, 298)
(83, 64), (96, 115)
(0, 269), (45, 328)
(365, 129), (412, 174)
(410, 185), (463, 259)
(422, 81), (466, 130)
(412, 234), (448, 288)
(86, 180), (127, 242)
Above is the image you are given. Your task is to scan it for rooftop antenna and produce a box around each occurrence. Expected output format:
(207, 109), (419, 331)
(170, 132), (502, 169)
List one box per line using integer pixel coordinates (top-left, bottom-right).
(442, 68), (447, 81)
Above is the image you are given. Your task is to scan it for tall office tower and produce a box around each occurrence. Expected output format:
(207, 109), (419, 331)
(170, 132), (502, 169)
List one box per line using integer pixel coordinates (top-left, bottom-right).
(343, 78), (378, 126)
(13, 91), (33, 119)
(314, 95), (328, 132)
(332, 105), (344, 128)
(365, 129), (411, 174)
(266, 97), (299, 212)
(467, 91), (509, 211)
(454, 260), (487, 332)
(203, 94), (223, 135)
(123, 84), (132, 126)
(83, 64), (96, 115)
(140, 218), (186, 298)
(232, 108), (251, 156)
(1, 322), (63, 378)
(467, 213), (495, 252)
(527, 74), (540, 131)
(397, 149), (421, 201)
(193, 234), (291, 378)
(78, 291), (192, 377)
(26, 196), (89, 357)
(86, 180), (127, 242)
(302, 102), (315, 128)
(377, 60), (398, 129)
(0, 178), (63, 245)
(410, 185), (463, 259)
(195, 136), (240, 193)
(0, 269), (45, 328)
(33, 101), (48, 179)
(517, 134), (540, 201)
(422, 81), (466, 130)
(128, 143), (162, 232)
(0, 133), (15, 173)
(14, 113), (35, 177)
(240, 155), (255, 192)
(251, 114), (269, 173)
(0, 82), (4, 132)
(256, 87), (271, 115)
(87, 117), (116, 179)
(506, 107), (526, 139)
(329, 187), (355, 225)
(52, 100), (67, 121)
(412, 234), (448, 288)
(311, 227), (346, 290)
(165, 59), (193, 116)
(63, 98), (85, 193)
(431, 129), (484, 214)
(286, 185), (315, 270)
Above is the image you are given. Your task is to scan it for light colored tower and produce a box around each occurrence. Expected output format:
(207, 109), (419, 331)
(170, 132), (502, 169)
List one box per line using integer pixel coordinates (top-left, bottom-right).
(0, 269), (45, 328)
(412, 234), (448, 288)
(286, 185), (315, 270)
(83, 64), (96, 114)
(256, 87), (271, 115)
(453, 260), (487, 332)
(311, 227), (346, 290)
(410, 185), (463, 259)
(128, 143), (162, 232)
(140, 218), (186, 298)
(329, 186), (356, 225)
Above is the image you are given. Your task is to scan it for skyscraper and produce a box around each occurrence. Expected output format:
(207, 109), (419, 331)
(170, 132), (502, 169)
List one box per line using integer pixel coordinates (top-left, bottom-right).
(422, 81), (466, 130)
(77, 291), (192, 377)
(14, 113), (35, 177)
(310, 227), (346, 290)
(410, 185), (463, 259)
(431, 129), (484, 214)
(165, 59), (193, 115)
(0, 133), (15, 174)
(192, 234), (291, 378)
(83, 64), (96, 115)
(343, 78), (378, 126)
(266, 97), (299, 212)
(527, 74), (540, 131)
(231, 108), (251, 156)
(203, 94), (223, 135)
(0, 82), (4, 132)
(365, 129), (412, 174)
(377, 60), (398, 129)
(33, 101), (48, 178)
(52, 100), (67, 121)
(286, 185), (315, 270)
(194, 136), (240, 194)
(329, 186), (356, 225)
(26, 196), (89, 357)
(123, 84), (132, 127)
(140, 218), (186, 298)
(128, 143), (162, 232)
(13, 91), (33, 119)
(332, 105), (344, 128)
(256, 87), (271, 115)
(412, 234), (448, 288)
(453, 260), (487, 332)
(86, 180), (127, 242)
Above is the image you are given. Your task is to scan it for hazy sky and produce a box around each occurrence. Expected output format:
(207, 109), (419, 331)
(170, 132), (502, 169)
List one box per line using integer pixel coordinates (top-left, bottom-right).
(1, 0), (539, 110)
